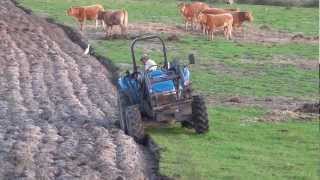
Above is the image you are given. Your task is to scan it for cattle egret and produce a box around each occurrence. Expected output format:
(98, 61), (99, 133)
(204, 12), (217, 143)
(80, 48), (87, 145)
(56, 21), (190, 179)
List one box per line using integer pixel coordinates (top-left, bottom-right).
(84, 44), (90, 55)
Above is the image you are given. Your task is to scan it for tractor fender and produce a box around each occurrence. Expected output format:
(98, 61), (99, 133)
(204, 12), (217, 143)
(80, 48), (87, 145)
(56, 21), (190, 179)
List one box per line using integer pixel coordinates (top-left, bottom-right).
(117, 76), (141, 105)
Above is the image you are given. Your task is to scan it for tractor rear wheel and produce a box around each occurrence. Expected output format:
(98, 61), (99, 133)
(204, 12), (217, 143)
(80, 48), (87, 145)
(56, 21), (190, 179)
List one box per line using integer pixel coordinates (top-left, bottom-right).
(191, 95), (209, 133)
(125, 105), (145, 143)
(118, 91), (129, 133)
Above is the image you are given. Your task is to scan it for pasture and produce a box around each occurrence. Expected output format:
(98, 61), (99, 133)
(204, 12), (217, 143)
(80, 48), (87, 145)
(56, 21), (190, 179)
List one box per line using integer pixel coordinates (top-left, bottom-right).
(19, 0), (319, 179)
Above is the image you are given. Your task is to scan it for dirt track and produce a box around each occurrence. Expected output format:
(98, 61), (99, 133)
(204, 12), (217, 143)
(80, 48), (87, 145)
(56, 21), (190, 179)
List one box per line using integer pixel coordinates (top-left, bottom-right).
(0, 1), (156, 179)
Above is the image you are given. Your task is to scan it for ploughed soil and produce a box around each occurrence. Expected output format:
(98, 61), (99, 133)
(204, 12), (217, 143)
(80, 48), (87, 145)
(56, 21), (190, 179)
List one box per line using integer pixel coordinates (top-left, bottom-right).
(0, 1), (157, 179)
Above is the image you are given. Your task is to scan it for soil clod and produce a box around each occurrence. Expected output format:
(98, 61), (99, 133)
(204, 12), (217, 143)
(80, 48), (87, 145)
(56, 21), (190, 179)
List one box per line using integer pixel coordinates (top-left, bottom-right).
(295, 103), (319, 114)
(166, 34), (180, 41)
(228, 97), (242, 103)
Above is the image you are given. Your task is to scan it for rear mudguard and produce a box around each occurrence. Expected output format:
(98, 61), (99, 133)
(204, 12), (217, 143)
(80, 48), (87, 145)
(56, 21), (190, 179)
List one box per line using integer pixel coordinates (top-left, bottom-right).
(117, 75), (141, 105)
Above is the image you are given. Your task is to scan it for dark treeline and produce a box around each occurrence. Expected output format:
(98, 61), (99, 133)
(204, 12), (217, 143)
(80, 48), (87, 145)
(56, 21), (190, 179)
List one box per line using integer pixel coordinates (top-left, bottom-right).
(189, 0), (319, 7)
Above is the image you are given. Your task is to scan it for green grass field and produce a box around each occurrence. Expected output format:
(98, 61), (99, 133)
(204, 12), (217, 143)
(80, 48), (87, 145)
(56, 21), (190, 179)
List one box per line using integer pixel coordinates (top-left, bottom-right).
(150, 107), (319, 179)
(19, 0), (319, 179)
(20, 0), (319, 35)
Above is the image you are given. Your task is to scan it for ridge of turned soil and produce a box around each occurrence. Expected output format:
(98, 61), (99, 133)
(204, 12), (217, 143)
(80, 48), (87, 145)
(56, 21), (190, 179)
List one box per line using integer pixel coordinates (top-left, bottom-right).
(0, 1), (159, 179)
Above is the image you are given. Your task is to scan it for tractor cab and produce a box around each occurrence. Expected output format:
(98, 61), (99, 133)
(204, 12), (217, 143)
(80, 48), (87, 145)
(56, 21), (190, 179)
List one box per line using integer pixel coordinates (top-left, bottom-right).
(117, 35), (209, 143)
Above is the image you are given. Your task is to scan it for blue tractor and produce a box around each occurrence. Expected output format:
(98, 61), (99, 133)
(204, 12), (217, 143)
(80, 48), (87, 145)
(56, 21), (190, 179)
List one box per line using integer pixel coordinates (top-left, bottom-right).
(117, 35), (209, 143)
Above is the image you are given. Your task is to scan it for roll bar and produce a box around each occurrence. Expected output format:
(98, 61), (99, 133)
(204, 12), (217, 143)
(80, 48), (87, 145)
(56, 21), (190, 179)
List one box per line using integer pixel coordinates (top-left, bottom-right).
(130, 35), (168, 73)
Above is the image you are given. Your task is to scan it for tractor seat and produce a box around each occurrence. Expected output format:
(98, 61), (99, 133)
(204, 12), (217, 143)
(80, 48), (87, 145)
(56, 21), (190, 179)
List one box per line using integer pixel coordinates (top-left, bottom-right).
(147, 70), (176, 93)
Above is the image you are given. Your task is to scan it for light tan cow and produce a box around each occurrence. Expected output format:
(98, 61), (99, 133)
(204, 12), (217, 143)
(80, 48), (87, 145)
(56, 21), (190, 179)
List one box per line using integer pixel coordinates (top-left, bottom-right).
(199, 13), (234, 40)
(98, 10), (128, 37)
(178, 2), (210, 31)
(67, 4), (105, 31)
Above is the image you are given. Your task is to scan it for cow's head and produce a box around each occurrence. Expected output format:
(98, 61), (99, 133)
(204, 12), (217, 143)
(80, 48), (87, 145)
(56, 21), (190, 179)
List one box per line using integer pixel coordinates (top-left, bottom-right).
(197, 13), (207, 24)
(178, 3), (186, 14)
(67, 7), (72, 16)
(245, 12), (253, 22)
(97, 10), (105, 20)
(67, 8), (72, 16)
(67, 7), (79, 16)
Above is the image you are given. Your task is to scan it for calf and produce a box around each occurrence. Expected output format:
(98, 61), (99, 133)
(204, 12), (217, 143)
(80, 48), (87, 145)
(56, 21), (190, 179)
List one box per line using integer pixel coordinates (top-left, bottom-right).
(230, 11), (253, 28)
(67, 4), (104, 31)
(198, 8), (235, 33)
(201, 8), (231, 15)
(200, 13), (233, 40)
(98, 10), (128, 37)
(178, 2), (209, 31)
(223, 8), (240, 12)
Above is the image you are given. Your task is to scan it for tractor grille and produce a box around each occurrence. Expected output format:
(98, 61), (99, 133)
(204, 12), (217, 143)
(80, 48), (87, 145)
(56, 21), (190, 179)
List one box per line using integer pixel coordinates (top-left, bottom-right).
(152, 92), (177, 106)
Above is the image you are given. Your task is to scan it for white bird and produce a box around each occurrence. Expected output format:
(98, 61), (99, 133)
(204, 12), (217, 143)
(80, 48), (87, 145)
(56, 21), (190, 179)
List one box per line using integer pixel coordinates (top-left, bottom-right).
(83, 44), (90, 55)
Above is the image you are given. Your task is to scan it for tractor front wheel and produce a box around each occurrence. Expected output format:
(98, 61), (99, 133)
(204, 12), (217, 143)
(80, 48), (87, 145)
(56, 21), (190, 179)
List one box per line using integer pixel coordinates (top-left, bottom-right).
(125, 105), (145, 143)
(191, 95), (209, 133)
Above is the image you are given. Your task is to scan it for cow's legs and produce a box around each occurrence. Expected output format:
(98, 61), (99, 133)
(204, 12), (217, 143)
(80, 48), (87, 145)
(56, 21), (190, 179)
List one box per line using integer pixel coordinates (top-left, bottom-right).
(108, 27), (112, 37)
(191, 21), (194, 31)
(193, 17), (200, 31)
(105, 25), (109, 37)
(191, 18), (194, 30)
(110, 26), (113, 36)
(80, 21), (84, 31)
(106, 26), (113, 37)
(95, 19), (99, 29)
(102, 21), (106, 29)
(202, 24), (206, 35)
(229, 25), (233, 40)
(120, 25), (123, 35)
(185, 20), (188, 31)
(120, 25), (127, 36)
(82, 18), (86, 31)
(223, 27), (227, 39)
(211, 31), (214, 41)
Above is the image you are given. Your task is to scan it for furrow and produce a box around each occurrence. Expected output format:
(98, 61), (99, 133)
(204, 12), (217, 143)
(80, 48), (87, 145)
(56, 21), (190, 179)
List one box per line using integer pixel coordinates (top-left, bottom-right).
(6, 30), (40, 121)
(0, 20), (14, 178)
(47, 40), (89, 121)
(112, 131), (151, 180)
(46, 38), (105, 122)
(9, 124), (43, 179)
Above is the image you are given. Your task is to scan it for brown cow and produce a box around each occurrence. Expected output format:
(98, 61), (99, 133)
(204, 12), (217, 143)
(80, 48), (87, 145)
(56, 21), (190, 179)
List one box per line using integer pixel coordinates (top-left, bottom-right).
(223, 8), (240, 12)
(178, 2), (209, 31)
(198, 13), (209, 34)
(198, 8), (235, 33)
(230, 11), (253, 28)
(201, 8), (230, 15)
(98, 10), (128, 37)
(201, 8), (252, 28)
(67, 4), (104, 31)
(199, 13), (233, 40)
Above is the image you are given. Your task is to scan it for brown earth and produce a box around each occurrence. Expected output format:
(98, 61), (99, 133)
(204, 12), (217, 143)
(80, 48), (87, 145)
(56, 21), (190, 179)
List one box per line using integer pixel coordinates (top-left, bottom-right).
(207, 95), (314, 111)
(85, 22), (318, 45)
(207, 95), (319, 121)
(0, 0), (157, 179)
(85, 22), (317, 71)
